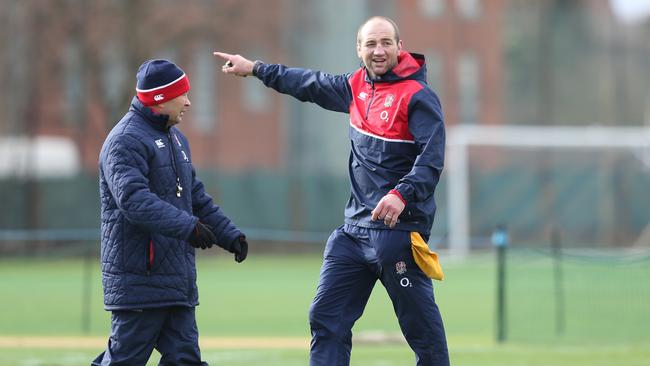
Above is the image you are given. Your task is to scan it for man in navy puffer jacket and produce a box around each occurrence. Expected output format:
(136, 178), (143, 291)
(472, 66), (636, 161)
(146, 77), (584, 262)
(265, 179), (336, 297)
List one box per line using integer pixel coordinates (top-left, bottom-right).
(93, 59), (247, 366)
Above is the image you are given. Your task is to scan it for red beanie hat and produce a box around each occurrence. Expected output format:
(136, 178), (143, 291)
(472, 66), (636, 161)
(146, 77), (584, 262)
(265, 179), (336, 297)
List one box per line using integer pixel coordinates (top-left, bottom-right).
(136, 59), (190, 106)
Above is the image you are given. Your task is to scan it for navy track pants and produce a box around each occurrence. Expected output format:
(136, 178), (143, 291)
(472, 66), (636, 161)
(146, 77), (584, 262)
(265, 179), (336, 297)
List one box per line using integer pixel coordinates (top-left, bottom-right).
(91, 306), (208, 366)
(309, 224), (449, 366)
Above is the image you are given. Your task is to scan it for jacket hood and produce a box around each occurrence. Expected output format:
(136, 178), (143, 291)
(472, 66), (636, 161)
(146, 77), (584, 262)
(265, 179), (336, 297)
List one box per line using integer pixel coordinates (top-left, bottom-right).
(364, 50), (427, 83)
(129, 96), (170, 131)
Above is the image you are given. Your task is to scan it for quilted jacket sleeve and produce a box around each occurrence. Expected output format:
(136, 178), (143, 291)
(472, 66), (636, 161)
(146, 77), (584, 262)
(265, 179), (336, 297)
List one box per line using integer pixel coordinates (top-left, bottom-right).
(190, 167), (242, 250)
(394, 89), (445, 203)
(102, 133), (197, 239)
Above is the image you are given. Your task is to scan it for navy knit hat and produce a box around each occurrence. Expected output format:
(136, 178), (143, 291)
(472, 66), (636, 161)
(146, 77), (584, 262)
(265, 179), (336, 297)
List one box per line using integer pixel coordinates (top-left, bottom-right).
(136, 59), (190, 106)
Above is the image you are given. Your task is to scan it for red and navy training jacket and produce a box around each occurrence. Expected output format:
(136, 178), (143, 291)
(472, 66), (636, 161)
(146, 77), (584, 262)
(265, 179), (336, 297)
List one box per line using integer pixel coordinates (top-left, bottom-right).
(255, 51), (445, 234)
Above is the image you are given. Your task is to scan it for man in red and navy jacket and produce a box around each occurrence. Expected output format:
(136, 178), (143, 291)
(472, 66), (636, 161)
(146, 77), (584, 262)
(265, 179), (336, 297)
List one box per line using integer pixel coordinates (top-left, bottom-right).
(215, 16), (449, 366)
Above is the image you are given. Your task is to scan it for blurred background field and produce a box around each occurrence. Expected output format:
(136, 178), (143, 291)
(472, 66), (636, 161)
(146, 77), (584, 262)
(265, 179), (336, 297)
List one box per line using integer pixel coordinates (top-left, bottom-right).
(2, 0), (650, 365)
(1, 251), (649, 365)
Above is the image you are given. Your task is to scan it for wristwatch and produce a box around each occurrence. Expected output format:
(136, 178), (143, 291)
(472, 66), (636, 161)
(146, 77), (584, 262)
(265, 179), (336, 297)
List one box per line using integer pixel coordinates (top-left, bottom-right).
(252, 60), (264, 77)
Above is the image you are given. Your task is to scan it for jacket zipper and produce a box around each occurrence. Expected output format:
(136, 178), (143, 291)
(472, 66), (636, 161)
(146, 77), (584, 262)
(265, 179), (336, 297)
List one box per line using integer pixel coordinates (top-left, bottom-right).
(165, 130), (191, 296)
(365, 81), (375, 120)
(146, 239), (154, 274)
(167, 131), (183, 198)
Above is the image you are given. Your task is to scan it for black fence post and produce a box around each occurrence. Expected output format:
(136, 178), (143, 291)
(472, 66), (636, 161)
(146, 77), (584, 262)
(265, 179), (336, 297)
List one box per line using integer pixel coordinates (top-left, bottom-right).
(492, 224), (509, 343)
(81, 240), (93, 334)
(551, 227), (565, 336)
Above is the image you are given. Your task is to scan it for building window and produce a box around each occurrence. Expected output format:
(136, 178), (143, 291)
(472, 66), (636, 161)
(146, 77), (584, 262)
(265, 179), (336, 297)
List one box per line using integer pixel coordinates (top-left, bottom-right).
(243, 48), (270, 113)
(101, 42), (127, 115)
(456, 0), (481, 19)
(458, 52), (480, 123)
(154, 49), (178, 63)
(244, 76), (270, 113)
(419, 0), (446, 18)
(425, 51), (444, 99)
(64, 39), (84, 126)
(192, 47), (216, 132)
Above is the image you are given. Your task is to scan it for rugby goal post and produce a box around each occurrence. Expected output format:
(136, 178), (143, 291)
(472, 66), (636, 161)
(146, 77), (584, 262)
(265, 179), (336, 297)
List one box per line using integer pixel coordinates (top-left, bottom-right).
(446, 125), (650, 258)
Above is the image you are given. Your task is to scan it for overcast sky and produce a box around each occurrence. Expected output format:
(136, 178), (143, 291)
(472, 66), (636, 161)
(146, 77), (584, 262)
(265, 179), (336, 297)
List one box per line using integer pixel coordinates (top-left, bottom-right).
(610, 0), (650, 24)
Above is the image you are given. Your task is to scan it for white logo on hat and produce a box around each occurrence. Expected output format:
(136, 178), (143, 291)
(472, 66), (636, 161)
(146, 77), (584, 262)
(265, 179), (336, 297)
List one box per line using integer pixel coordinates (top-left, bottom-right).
(154, 94), (164, 101)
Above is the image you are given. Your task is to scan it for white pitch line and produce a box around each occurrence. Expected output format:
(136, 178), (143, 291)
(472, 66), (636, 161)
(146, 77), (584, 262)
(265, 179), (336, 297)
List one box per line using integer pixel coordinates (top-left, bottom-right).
(0, 336), (310, 349)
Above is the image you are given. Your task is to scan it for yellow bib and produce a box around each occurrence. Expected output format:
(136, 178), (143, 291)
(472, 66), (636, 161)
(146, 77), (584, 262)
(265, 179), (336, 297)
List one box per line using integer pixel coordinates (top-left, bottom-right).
(410, 232), (444, 281)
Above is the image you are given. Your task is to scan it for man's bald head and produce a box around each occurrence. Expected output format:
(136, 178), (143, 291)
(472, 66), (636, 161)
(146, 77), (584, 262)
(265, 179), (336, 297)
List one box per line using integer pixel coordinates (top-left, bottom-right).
(357, 16), (400, 45)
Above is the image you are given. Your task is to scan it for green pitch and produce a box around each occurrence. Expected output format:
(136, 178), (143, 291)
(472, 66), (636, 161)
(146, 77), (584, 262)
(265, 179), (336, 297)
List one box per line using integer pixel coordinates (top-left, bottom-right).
(3, 344), (650, 366)
(0, 252), (649, 366)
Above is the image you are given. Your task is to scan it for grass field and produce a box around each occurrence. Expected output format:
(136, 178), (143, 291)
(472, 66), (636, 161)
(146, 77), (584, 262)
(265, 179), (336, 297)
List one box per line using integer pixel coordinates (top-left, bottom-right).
(1, 251), (649, 365)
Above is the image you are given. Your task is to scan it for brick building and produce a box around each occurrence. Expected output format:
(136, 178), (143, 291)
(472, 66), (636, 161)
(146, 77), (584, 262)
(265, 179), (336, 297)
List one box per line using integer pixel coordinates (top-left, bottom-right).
(1, 0), (508, 175)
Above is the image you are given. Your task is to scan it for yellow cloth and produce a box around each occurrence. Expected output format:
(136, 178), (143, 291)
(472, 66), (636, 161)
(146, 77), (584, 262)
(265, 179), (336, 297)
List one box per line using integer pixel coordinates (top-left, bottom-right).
(410, 232), (444, 281)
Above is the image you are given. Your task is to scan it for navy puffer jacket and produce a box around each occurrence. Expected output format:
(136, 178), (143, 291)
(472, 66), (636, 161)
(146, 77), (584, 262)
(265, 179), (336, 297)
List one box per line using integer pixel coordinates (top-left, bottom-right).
(99, 97), (241, 310)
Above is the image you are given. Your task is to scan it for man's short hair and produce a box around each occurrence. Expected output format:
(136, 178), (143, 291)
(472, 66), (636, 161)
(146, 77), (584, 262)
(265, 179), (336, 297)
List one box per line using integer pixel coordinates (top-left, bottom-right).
(356, 16), (401, 45)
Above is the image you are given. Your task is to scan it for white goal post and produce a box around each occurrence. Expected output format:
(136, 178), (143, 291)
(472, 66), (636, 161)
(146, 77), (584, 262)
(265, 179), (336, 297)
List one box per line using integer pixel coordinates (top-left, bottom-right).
(446, 125), (650, 258)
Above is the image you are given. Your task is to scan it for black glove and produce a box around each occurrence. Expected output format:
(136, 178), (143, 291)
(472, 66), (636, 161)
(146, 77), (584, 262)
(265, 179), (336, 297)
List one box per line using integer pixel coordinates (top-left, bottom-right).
(230, 235), (248, 263)
(188, 222), (217, 250)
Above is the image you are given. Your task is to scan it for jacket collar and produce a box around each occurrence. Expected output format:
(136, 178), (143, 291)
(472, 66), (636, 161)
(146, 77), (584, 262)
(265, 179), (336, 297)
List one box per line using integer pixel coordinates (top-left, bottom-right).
(129, 96), (170, 131)
(364, 51), (427, 83)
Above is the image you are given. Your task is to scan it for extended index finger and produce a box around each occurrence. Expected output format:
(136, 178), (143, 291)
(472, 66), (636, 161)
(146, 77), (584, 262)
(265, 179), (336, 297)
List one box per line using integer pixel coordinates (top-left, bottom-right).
(212, 51), (233, 60)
